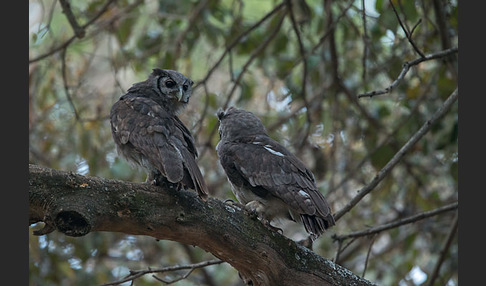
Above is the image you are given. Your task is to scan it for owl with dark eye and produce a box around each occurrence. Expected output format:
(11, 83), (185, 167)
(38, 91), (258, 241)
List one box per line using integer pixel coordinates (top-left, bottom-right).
(110, 68), (208, 201)
(216, 107), (335, 239)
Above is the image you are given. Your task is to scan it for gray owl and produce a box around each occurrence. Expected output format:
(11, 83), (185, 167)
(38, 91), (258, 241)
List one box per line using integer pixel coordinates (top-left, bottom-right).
(110, 68), (208, 201)
(216, 107), (335, 239)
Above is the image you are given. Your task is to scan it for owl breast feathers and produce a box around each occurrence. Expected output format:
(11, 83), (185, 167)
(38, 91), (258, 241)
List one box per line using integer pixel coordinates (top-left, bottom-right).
(110, 68), (208, 201)
(216, 107), (335, 239)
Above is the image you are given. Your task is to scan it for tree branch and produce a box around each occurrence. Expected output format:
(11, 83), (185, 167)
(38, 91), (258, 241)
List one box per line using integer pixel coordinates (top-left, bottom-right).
(171, 0), (210, 68)
(102, 259), (224, 286)
(287, 0), (312, 148)
(389, 0), (424, 57)
(60, 48), (81, 121)
(29, 164), (375, 286)
(59, 0), (86, 38)
(195, 1), (286, 87)
(199, 9), (288, 159)
(333, 202), (458, 241)
(361, 0), (369, 81)
(334, 88), (458, 221)
(221, 10), (287, 110)
(357, 47), (458, 98)
(427, 210), (458, 286)
(29, 0), (121, 64)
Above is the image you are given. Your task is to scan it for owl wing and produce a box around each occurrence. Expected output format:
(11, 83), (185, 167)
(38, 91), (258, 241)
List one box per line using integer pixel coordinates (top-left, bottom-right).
(111, 96), (208, 200)
(218, 135), (334, 234)
(171, 115), (209, 200)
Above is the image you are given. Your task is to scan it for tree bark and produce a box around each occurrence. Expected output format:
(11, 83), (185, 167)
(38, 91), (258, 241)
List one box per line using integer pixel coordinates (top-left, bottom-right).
(29, 164), (375, 286)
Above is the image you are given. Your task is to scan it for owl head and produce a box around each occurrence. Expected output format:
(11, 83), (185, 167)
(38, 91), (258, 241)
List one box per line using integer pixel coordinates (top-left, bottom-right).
(128, 68), (194, 115)
(217, 107), (268, 141)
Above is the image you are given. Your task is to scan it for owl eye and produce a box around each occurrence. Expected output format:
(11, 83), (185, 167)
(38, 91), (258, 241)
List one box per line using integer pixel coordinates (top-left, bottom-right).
(165, 80), (176, 88)
(182, 84), (189, 92)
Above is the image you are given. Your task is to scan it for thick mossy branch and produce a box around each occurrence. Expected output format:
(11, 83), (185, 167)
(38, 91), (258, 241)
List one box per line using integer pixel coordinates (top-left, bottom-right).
(29, 164), (375, 286)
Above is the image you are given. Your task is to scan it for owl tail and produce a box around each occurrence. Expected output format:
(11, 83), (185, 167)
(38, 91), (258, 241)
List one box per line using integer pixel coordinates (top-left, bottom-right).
(182, 149), (209, 201)
(192, 170), (209, 202)
(301, 214), (335, 240)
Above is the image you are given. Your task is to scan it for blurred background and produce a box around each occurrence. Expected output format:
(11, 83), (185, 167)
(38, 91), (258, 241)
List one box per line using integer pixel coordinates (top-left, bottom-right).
(29, 0), (458, 285)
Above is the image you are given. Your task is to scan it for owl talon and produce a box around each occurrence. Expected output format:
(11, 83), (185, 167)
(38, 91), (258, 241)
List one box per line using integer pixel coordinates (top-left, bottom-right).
(151, 177), (164, 187)
(262, 220), (283, 234)
(297, 236), (314, 249)
(147, 173), (161, 186)
(246, 209), (260, 220)
(273, 226), (284, 235)
(150, 176), (180, 191)
(224, 199), (246, 209)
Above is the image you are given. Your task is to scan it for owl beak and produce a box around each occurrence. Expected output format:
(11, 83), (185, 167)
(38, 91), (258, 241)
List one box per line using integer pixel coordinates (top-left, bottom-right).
(176, 86), (184, 102)
(177, 86), (190, 103)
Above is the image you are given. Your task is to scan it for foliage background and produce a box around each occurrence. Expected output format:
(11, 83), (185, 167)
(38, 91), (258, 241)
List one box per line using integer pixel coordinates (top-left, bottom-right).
(29, 0), (458, 285)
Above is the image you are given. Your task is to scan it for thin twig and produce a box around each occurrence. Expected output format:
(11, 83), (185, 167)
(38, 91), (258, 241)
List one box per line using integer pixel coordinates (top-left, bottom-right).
(181, 244), (218, 286)
(172, 0), (210, 68)
(228, 49), (235, 82)
(60, 48), (80, 121)
(334, 237), (358, 264)
(333, 202), (458, 241)
(361, 0), (369, 81)
(324, 0), (383, 132)
(268, 0), (353, 88)
(198, 9), (288, 159)
(410, 18), (422, 36)
(432, 0), (453, 52)
(222, 11), (287, 110)
(324, 0), (339, 83)
(362, 234), (377, 278)
(195, 1), (286, 88)
(152, 268), (195, 284)
(192, 82), (211, 138)
(389, 0), (424, 57)
(101, 259), (224, 286)
(334, 239), (343, 263)
(29, 36), (77, 64)
(329, 78), (433, 194)
(357, 47), (458, 98)
(310, 1), (354, 57)
(287, 0), (312, 148)
(29, 0), (118, 64)
(427, 210), (458, 286)
(59, 0), (86, 38)
(264, 2), (354, 133)
(334, 88), (458, 222)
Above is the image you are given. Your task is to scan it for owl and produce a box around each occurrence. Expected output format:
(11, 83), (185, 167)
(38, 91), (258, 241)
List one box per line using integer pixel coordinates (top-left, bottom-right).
(110, 68), (208, 201)
(216, 107), (335, 239)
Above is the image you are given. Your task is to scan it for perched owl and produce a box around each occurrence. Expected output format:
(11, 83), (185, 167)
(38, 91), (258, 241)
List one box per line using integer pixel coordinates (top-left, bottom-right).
(110, 68), (208, 201)
(216, 107), (335, 239)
